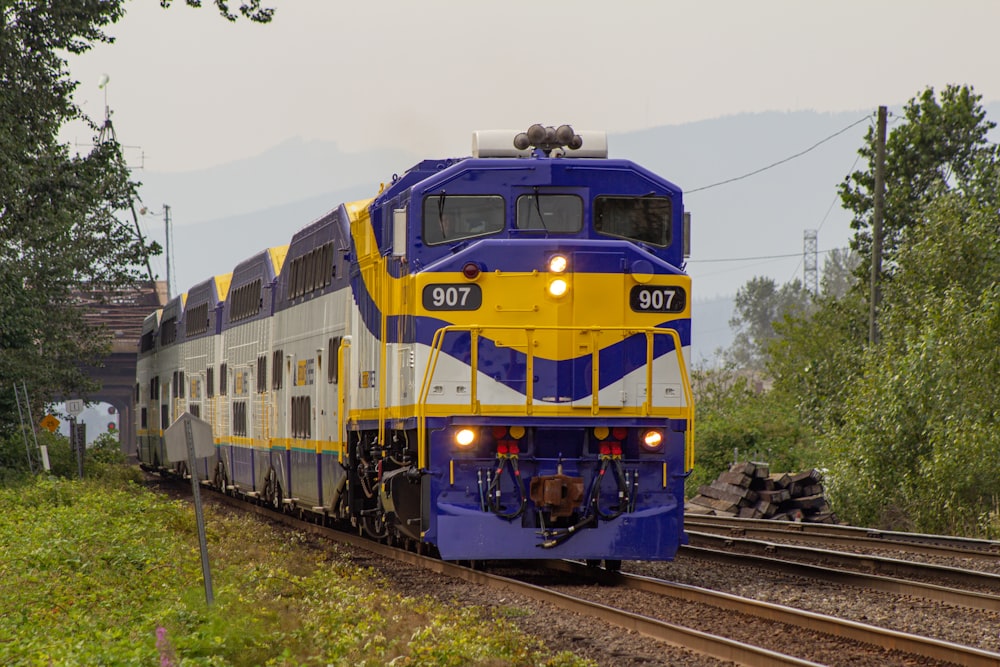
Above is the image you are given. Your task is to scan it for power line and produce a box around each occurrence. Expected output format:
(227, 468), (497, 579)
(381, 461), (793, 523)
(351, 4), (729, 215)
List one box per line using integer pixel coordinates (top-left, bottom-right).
(686, 115), (872, 194)
(688, 247), (848, 264)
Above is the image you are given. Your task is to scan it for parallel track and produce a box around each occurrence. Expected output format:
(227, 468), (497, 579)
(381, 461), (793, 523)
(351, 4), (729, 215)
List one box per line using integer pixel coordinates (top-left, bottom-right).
(684, 530), (1000, 603)
(685, 514), (1000, 560)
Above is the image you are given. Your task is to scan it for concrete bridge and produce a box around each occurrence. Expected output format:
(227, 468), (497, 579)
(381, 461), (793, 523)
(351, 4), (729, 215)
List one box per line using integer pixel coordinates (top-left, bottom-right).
(71, 281), (168, 453)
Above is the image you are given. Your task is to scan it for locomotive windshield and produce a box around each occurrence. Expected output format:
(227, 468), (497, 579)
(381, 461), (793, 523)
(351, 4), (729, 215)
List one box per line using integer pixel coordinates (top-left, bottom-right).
(515, 193), (583, 232)
(594, 196), (672, 247)
(422, 195), (504, 245)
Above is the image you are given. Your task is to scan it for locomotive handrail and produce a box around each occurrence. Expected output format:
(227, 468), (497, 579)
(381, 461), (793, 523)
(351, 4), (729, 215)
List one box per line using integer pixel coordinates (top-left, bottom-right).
(416, 324), (694, 471)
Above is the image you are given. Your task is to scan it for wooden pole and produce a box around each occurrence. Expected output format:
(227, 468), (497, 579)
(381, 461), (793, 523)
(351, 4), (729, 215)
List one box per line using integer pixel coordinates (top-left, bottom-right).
(869, 106), (887, 345)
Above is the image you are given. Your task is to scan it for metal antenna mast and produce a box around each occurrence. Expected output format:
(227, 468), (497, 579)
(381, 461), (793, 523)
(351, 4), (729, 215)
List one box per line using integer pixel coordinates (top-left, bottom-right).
(803, 229), (818, 296)
(96, 74), (156, 283)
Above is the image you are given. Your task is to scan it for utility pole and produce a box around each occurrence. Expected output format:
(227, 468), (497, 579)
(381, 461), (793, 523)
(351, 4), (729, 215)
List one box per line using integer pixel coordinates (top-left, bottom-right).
(164, 204), (173, 299)
(869, 106), (887, 346)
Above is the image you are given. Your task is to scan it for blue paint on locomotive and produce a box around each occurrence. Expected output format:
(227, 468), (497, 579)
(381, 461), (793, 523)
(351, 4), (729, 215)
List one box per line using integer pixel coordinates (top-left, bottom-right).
(420, 417), (688, 561)
(370, 157), (687, 279)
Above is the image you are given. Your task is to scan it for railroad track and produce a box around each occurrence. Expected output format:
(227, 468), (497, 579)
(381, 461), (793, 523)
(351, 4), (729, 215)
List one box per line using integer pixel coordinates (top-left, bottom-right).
(684, 531), (1000, 607)
(153, 474), (1000, 666)
(543, 560), (1000, 667)
(685, 514), (1000, 560)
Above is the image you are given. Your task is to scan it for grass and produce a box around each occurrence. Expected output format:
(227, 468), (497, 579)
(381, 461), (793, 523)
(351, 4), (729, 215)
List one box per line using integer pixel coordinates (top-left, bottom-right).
(0, 472), (595, 667)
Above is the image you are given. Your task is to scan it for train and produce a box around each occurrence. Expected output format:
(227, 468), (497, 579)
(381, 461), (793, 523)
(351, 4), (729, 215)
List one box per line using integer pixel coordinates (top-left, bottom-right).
(135, 124), (694, 567)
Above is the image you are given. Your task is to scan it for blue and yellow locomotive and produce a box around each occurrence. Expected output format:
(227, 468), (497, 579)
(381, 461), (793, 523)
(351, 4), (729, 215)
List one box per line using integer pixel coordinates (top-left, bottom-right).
(136, 125), (694, 566)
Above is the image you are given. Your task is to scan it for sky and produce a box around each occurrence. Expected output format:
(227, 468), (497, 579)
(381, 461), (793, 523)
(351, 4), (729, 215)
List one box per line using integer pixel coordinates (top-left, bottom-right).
(65, 1), (1000, 174)
(57, 0), (1000, 317)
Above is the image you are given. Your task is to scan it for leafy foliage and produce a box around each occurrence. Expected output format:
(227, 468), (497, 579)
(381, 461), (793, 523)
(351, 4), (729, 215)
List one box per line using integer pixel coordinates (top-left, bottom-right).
(159, 0), (274, 23)
(0, 0), (271, 432)
(819, 248), (862, 300)
(839, 84), (999, 270)
(821, 194), (1000, 535)
(0, 475), (595, 666)
(0, 429), (138, 484)
(0, 1), (162, 429)
(768, 287), (868, 432)
(688, 366), (819, 496)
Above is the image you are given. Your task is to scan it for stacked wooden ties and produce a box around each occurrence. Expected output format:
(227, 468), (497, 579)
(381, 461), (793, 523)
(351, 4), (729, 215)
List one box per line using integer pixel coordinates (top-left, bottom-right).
(687, 461), (838, 523)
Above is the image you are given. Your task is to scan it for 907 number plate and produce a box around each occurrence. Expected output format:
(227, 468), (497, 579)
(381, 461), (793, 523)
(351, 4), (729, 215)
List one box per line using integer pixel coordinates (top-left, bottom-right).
(422, 284), (483, 311)
(629, 285), (686, 313)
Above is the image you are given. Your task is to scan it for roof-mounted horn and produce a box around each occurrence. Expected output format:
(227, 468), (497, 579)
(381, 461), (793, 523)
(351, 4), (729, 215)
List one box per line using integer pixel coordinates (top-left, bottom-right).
(472, 126), (608, 158)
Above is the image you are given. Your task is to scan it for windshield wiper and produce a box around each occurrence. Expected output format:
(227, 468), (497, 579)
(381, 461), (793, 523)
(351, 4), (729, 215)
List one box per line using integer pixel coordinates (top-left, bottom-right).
(532, 187), (548, 231)
(437, 192), (447, 239)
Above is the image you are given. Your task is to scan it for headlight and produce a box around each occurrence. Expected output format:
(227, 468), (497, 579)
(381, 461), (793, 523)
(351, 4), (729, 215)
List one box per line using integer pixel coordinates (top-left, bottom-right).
(548, 255), (568, 273)
(547, 278), (568, 298)
(455, 428), (476, 448)
(641, 430), (663, 451)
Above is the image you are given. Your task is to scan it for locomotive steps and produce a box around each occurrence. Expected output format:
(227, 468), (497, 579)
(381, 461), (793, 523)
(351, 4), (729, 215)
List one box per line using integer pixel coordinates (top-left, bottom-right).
(687, 461), (838, 523)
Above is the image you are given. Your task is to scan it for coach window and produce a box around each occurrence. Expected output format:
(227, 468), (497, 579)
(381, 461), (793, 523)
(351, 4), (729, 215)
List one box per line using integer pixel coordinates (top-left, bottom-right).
(160, 317), (177, 345)
(186, 303), (208, 336)
(516, 193), (583, 232)
(272, 350), (283, 390)
(219, 363), (228, 396)
(422, 195), (504, 245)
(594, 196), (672, 247)
(256, 355), (267, 393)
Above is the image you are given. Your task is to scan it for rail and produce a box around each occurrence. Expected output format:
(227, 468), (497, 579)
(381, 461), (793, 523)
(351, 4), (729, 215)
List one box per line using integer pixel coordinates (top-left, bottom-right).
(416, 325), (694, 470)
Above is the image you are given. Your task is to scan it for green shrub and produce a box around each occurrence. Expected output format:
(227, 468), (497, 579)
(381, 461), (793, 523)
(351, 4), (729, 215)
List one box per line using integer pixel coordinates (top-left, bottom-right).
(0, 476), (596, 666)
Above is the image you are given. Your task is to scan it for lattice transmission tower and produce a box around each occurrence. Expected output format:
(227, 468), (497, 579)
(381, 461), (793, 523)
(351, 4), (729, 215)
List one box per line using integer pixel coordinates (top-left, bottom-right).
(803, 229), (818, 295)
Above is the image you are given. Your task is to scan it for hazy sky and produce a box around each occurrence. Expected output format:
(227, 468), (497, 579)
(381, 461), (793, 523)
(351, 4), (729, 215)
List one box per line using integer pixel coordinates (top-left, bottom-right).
(66, 1), (1000, 173)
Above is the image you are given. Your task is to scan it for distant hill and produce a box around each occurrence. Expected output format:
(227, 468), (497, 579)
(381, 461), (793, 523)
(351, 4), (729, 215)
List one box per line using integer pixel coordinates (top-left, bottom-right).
(134, 138), (418, 224)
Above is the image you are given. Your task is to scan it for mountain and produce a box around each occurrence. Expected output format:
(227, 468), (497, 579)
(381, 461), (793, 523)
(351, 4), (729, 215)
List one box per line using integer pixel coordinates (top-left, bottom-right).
(133, 138), (419, 224)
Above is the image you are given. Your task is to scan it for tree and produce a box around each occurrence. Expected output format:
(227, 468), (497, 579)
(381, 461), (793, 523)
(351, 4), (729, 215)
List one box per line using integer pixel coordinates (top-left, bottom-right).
(688, 366), (818, 498)
(819, 248), (861, 300)
(839, 85), (999, 271)
(726, 276), (812, 372)
(767, 287), (868, 431)
(0, 0), (270, 436)
(159, 0), (273, 23)
(823, 193), (1000, 536)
